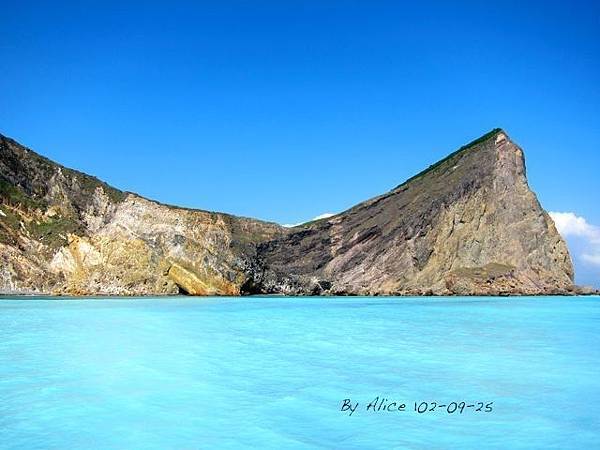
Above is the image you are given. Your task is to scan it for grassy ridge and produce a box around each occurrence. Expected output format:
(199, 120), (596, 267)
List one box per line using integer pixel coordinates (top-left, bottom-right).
(296, 128), (504, 229)
(393, 128), (503, 190)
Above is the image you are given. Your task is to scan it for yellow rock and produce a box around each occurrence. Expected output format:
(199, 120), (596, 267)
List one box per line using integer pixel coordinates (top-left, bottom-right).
(167, 262), (238, 296)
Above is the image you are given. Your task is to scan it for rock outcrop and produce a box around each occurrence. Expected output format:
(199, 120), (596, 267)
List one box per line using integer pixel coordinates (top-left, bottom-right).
(0, 133), (285, 295)
(0, 129), (576, 296)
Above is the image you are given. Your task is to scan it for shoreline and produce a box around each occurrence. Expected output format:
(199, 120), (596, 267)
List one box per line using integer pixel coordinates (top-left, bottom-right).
(1, 292), (598, 299)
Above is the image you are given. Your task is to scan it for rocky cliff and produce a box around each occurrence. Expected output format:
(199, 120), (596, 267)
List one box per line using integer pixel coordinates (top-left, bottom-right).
(0, 133), (286, 295)
(0, 129), (575, 296)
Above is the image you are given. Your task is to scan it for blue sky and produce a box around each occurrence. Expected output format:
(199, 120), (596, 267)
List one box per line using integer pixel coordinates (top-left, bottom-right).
(0, 1), (598, 286)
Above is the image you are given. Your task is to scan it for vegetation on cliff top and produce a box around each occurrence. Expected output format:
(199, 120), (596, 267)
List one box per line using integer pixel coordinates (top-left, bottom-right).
(393, 128), (503, 190)
(295, 128), (504, 229)
(1, 134), (126, 205)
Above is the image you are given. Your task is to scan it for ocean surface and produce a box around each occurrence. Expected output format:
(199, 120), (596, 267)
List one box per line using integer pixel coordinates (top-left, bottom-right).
(0, 296), (599, 449)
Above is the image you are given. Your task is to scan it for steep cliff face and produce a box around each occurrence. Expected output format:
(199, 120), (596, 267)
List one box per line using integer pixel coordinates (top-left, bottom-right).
(0, 129), (575, 296)
(248, 130), (574, 295)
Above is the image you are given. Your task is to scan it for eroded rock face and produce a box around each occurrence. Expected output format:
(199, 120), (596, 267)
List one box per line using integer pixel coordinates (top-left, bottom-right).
(248, 130), (575, 296)
(0, 134), (286, 295)
(0, 129), (576, 296)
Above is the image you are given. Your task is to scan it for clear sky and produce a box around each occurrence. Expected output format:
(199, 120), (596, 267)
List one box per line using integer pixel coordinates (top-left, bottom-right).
(1, 1), (598, 286)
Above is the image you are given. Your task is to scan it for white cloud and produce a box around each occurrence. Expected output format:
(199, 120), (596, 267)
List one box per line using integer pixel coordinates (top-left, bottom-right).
(282, 212), (336, 228)
(550, 211), (600, 267)
(550, 212), (600, 243)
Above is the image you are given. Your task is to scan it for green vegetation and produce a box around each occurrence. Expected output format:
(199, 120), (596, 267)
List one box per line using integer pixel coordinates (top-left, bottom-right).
(27, 216), (81, 248)
(393, 128), (503, 190)
(0, 208), (21, 229)
(0, 179), (47, 210)
(1, 134), (126, 206)
(0, 207), (21, 245)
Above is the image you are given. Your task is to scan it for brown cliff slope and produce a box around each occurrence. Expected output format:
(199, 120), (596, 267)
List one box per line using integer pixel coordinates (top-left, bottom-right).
(247, 129), (574, 295)
(0, 129), (574, 296)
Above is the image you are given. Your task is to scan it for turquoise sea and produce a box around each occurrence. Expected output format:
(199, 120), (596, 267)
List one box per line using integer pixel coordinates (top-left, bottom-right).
(0, 296), (599, 449)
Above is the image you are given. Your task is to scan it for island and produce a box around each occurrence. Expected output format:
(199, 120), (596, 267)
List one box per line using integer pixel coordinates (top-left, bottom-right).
(0, 129), (580, 296)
